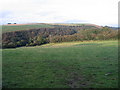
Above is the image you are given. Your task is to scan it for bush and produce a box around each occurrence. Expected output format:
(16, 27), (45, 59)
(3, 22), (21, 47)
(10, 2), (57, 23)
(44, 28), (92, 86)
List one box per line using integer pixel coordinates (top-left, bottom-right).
(2, 42), (16, 48)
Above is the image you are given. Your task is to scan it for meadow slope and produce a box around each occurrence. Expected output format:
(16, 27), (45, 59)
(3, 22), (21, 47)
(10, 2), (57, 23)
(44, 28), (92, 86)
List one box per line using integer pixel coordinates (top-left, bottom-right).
(2, 24), (53, 33)
(2, 40), (118, 88)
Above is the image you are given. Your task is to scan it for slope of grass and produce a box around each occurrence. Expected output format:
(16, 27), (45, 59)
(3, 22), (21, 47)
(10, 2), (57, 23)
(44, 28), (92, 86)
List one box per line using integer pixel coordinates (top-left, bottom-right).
(2, 40), (118, 88)
(2, 24), (53, 33)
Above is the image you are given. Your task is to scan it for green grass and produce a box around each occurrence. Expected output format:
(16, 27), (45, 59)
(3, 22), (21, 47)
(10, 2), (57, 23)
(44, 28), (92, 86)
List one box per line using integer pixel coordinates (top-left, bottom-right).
(2, 40), (118, 88)
(2, 24), (53, 33)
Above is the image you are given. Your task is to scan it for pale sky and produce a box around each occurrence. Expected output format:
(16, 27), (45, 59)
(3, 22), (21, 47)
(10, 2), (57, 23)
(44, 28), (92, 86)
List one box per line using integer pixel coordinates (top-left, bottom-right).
(0, 0), (119, 27)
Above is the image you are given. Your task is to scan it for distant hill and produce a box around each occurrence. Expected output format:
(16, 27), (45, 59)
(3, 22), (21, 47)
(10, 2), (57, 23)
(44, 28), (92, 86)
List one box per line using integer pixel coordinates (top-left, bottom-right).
(2, 23), (102, 33)
(103, 26), (118, 30)
(2, 23), (54, 33)
(109, 27), (118, 30)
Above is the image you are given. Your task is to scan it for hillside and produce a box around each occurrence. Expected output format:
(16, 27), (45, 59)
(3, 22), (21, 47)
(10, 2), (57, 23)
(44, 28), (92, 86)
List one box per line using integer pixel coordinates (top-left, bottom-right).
(2, 23), (101, 33)
(2, 23), (118, 48)
(2, 23), (53, 33)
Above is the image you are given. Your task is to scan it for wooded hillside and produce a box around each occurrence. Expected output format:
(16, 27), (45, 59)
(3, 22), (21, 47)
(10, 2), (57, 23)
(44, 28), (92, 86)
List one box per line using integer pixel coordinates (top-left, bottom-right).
(2, 24), (118, 48)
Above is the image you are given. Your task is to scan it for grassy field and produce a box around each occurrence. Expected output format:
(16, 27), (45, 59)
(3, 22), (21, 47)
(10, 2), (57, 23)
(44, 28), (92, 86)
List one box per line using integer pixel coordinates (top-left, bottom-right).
(2, 24), (53, 33)
(2, 40), (118, 88)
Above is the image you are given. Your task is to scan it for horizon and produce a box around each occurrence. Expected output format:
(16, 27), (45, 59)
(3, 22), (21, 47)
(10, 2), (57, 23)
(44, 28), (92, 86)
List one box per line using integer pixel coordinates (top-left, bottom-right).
(1, 23), (118, 27)
(0, 0), (119, 27)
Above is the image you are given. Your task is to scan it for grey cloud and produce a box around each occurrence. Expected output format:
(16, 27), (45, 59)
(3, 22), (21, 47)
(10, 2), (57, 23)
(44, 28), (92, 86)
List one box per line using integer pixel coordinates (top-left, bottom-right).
(64, 19), (88, 23)
(36, 11), (56, 16)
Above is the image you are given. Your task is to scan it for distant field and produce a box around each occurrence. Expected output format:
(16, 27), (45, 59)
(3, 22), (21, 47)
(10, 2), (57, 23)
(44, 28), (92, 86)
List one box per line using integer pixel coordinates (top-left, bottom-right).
(2, 40), (118, 88)
(2, 24), (53, 33)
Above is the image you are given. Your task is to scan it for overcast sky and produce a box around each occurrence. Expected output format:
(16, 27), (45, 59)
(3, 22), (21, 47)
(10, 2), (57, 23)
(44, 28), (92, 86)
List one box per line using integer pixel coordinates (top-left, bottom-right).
(0, 0), (119, 26)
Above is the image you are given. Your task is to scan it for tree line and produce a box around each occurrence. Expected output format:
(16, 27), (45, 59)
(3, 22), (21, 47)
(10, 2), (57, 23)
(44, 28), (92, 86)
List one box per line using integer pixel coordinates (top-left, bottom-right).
(2, 25), (118, 48)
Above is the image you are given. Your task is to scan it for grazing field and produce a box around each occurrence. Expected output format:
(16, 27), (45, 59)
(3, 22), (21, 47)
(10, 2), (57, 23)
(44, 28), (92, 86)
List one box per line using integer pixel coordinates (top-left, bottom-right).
(2, 40), (118, 88)
(2, 24), (53, 33)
